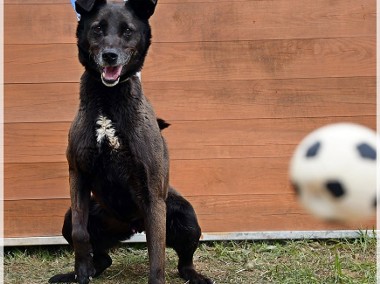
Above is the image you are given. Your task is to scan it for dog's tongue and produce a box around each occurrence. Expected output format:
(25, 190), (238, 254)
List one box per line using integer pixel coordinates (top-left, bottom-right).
(102, 66), (122, 81)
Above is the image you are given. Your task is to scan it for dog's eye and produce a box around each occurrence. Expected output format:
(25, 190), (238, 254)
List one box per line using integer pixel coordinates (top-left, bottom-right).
(93, 25), (103, 36)
(123, 28), (132, 38)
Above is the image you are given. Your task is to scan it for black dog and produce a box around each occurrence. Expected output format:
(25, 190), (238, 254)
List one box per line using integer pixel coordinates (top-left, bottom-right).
(48, 1), (212, 283)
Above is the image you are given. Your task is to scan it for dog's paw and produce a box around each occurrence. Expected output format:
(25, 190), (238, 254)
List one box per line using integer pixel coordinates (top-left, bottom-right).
(188, 275), (214, 284)
(76, 275), (93, 284)
(75, 265), (96, 284)
(48, 271), (76, 283)
(74, 258), (96, 284)
(179, 266), (214, 284)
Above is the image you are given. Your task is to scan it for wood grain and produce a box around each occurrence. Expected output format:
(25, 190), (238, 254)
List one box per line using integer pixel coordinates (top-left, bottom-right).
(5, 196), (374, 237)
(5, 162), (69, 200)
(5, 0), (67, 3)
(5, 83), (78, 123)
(5, 77), (376, 123)
(144, 37), (375, 82)
(4, 44), (81, 84)
(5, 37), (375, 84)
(5, 115), (375, 164)
(5, 0), (375, 44)
(4, 4), (77, 44)
(5, 122), (69, 164)
(5, 157), (293, 200)
(5, 199), (71, 237)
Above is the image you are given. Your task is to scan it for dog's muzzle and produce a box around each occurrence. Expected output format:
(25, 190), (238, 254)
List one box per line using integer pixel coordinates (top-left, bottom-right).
(98, 49), (135, 87)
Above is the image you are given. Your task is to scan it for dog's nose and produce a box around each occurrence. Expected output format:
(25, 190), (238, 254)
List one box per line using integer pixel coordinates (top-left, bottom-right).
(102, 51), (118, 65)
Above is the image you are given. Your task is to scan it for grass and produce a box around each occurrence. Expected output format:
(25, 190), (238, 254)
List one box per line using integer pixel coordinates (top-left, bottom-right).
(4, 231), (376, 284)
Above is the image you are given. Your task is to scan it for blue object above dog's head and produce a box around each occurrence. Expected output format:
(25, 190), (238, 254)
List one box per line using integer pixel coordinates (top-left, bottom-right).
(73, 0), (157, 20)
(70, 0), (81, 20)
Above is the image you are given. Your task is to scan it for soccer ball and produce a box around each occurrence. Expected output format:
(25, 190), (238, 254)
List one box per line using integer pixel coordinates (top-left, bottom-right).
(289, 123), (377, 222)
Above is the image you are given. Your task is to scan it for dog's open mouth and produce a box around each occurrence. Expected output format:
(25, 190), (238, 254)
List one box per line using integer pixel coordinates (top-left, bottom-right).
(101, 65), (123, 87)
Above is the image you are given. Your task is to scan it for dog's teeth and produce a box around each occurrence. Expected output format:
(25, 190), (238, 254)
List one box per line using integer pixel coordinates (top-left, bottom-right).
(101, 74), (120, 87)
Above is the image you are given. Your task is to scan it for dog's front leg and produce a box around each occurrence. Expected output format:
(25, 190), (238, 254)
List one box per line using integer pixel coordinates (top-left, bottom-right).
(70, 168), (95, 284)
(145, 197), (167, 284)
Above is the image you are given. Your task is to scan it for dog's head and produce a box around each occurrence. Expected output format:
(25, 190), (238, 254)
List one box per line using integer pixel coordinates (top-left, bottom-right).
(75, 0), (157, 87)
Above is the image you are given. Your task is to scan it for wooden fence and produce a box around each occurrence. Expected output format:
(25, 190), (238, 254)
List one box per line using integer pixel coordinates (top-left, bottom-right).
(4, 0), (376, 241)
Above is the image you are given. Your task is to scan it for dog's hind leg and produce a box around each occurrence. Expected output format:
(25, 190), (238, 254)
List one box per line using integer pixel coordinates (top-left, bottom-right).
(166, 188), (213, 284)
(49, 198), (134, 283)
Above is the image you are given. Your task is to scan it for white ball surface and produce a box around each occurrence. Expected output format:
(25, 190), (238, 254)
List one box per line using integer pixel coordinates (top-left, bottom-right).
(289, 123), (377, 222)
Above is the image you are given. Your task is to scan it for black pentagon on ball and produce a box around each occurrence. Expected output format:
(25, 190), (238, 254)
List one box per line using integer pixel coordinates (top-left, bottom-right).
(305, 141), (321, 158)
(291, 182), (300, 196)
(356, 143), (376, 160)
(325, 181), (346, 198)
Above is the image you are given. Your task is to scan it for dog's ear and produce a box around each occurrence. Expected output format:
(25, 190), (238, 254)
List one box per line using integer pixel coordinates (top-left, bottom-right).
(127, 0), (157, 20)
(75, 0), (106, 15)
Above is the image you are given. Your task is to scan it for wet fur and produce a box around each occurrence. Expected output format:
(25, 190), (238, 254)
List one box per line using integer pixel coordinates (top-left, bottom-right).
(48, 1), (212, 283)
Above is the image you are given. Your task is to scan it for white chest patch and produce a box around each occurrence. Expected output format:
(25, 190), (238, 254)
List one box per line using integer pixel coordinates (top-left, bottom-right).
(96, 115), (120, 150)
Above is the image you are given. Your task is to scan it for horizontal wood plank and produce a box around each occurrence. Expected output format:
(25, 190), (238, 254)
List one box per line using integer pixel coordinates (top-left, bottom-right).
(4, 4), (77, 44)
(5, 115), (375, 164)
(5, 83), (78, 123)
(144, 37), (375, 82)
(5, 77), (376, 123)
(152, 0), (376, 42)
(5, 162), (69, 200)
(5, 199), (71, 238)
(5, 122), (69, 164)
(191, 195), (375, 232)
(4, 0), (256, 3)
(4, 196), (375, 237)
(5, 0), (68, 3)
(5, 157), (293, 200)
(5, 37), (375, 84)
(5, 0), (375, 44)
(3, 0), (260, 3)
(4, 44), (81, 84)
